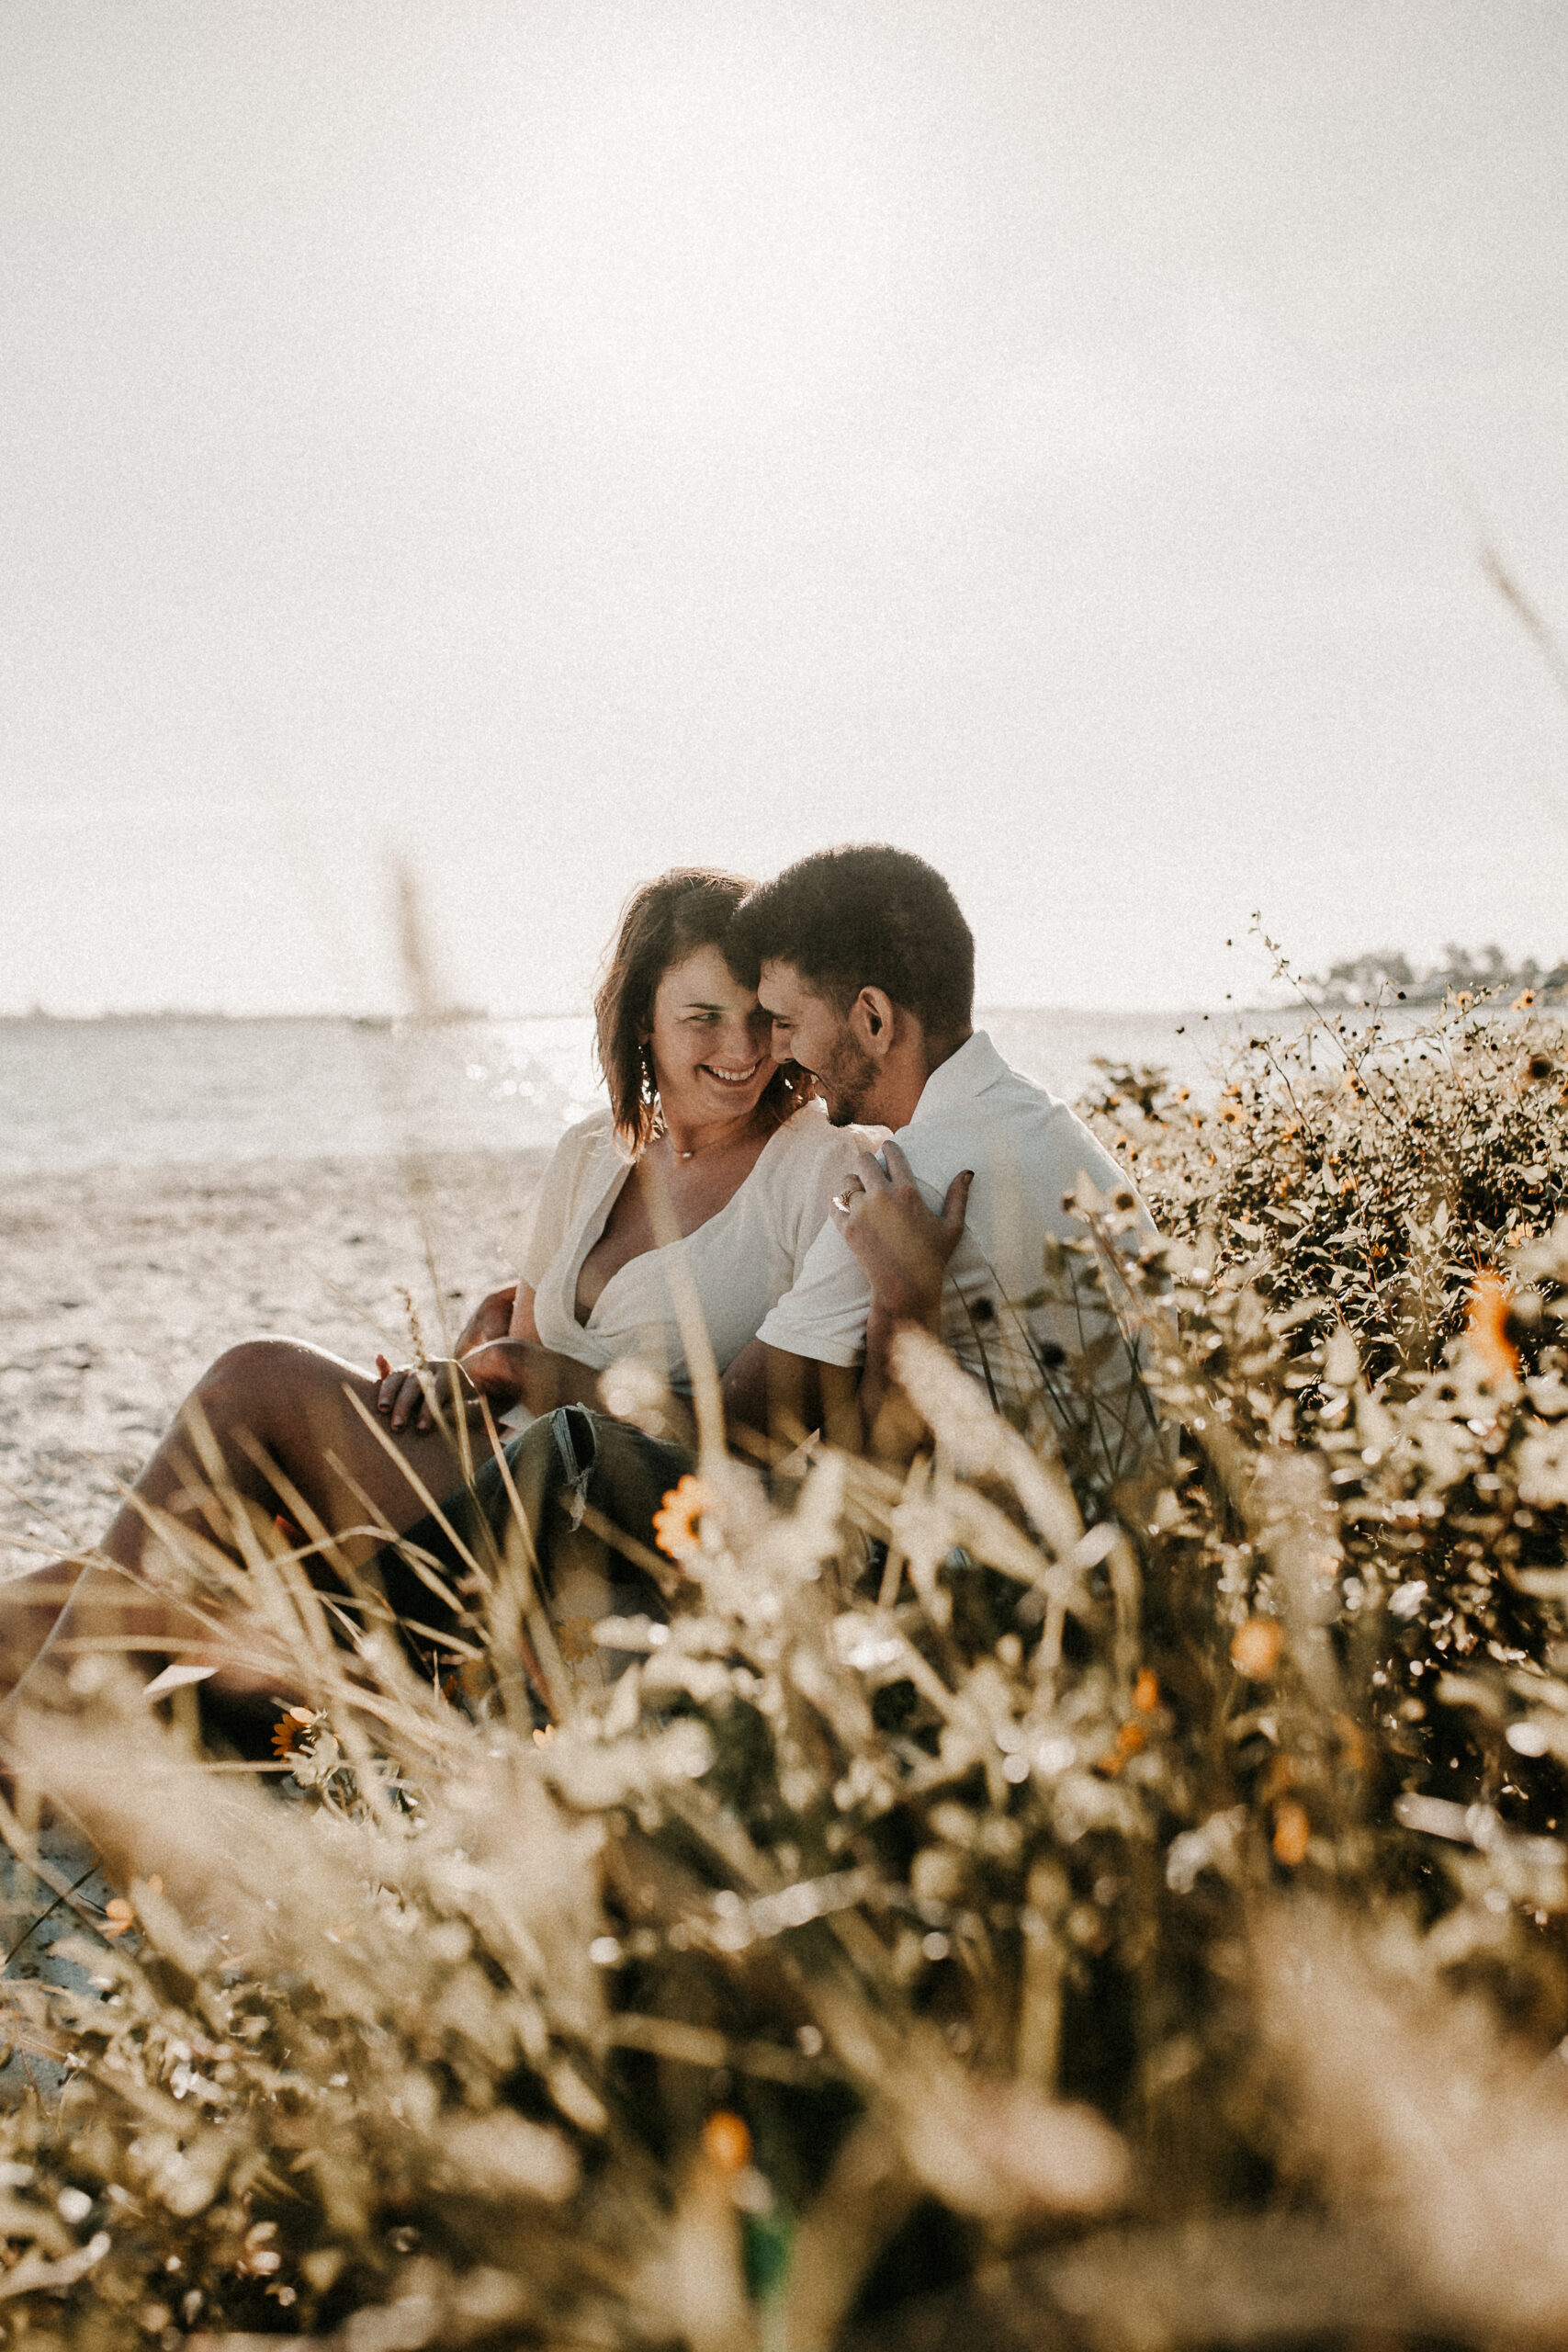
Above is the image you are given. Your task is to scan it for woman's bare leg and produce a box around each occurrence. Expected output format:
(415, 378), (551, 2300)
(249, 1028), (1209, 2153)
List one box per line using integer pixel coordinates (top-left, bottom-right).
(1, 1339), (501, 1707)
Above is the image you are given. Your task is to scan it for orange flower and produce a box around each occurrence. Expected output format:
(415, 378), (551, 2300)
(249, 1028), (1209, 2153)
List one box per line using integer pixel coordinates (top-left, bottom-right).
(653, 1475), (714, 1562)
(1466, 1271), (1519, 1384)
(1133, 1668), (1160, 1714)
(1272, 1800), (1310, 1868)
(1231, 1618), (1282, 1681)
(270, 1705), (315, 1759)
(1096, 1720), (1147, 1778)
(702, 2110), (751, 2176)
(101, 1897), (135, 1939)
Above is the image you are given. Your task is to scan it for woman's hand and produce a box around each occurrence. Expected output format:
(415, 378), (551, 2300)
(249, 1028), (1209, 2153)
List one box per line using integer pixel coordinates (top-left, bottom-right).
(831, 1143), (974, 1328)
(376, 1337), (600, 1435)
(376, 1286), (522, 1433)
(375, 1354), (481, 1436)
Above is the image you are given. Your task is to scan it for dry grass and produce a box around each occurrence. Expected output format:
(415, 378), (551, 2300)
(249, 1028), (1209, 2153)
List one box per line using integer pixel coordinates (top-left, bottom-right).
(0, 1002), (1563, 2349)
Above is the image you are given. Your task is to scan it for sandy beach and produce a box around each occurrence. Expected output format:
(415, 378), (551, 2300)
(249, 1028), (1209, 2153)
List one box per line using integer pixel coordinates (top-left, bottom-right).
(0, 1148), (547, 1579)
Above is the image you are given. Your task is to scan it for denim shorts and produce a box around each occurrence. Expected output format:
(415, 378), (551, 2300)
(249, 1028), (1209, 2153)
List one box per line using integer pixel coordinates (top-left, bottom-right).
(197, 1407), (691, 1758)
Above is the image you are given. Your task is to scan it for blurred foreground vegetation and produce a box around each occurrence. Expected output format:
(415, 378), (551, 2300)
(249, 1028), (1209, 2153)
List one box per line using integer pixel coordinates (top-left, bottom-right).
(0, 998), (1565, 2350)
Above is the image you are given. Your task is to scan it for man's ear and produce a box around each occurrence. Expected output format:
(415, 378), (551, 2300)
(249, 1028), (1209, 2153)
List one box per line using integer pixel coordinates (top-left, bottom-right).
(850, 986), (899, 1059)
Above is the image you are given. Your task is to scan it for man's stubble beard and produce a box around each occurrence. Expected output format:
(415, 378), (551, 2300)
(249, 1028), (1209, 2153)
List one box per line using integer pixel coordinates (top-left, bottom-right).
(817, 1034), (880, 1127)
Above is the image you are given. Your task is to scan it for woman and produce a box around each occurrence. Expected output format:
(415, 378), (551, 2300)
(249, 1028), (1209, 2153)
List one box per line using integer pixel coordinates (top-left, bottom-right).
(1, 870), (880, 1724)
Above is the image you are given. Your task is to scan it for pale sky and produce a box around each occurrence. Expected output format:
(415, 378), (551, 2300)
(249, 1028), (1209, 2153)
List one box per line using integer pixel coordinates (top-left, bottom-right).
(5, 0), (1567, 1017)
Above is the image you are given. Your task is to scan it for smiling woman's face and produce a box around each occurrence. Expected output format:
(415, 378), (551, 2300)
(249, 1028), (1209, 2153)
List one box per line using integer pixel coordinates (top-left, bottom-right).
(646, 943), (775, 1126)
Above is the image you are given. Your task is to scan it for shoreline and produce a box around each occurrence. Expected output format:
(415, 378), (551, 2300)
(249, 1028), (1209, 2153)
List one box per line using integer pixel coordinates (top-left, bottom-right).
(10, 1004), (1516, 1186)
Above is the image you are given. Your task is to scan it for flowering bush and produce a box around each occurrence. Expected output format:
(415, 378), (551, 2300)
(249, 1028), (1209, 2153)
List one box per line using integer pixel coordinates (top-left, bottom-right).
(0, 1007), (1564, 2349)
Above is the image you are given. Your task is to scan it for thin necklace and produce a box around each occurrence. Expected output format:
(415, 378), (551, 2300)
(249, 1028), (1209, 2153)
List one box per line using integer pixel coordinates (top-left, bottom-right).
(664, 1117), (753, 1163)
(658, 1124), (706, 1164)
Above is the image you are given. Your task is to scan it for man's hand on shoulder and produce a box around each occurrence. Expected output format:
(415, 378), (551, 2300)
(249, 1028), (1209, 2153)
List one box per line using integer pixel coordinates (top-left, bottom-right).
(831, 1142), (973, 1329)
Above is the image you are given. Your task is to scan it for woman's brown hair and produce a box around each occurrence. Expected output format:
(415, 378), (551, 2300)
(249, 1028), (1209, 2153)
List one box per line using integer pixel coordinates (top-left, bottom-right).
(594, 868), (807, 1156)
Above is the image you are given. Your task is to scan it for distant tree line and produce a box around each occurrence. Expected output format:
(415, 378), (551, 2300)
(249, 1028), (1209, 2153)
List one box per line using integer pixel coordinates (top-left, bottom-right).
(1310, 944), (1568, 1007)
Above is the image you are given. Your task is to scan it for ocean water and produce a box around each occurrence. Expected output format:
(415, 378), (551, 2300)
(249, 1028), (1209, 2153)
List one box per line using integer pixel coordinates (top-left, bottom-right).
(1, 1005), (1277, 1178)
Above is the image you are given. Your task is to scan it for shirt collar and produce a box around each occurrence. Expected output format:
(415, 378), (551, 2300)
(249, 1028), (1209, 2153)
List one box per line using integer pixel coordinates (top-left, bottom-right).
(906, 1029), (1008, 1127)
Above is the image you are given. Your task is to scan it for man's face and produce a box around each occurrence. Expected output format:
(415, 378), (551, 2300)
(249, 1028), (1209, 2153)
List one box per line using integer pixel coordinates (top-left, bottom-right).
(758, 960), (879, 1126)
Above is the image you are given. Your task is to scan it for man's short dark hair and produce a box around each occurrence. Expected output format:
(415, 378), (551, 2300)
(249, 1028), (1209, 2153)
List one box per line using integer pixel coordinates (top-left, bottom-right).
(735, 845), (975, 1037)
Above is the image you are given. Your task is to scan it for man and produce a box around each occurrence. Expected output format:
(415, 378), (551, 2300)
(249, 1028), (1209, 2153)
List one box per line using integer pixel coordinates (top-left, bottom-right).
(720, 845), (1159, 1485)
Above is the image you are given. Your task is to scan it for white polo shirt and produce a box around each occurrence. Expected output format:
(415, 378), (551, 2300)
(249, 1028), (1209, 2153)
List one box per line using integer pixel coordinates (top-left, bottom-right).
(756, 1031), (1160, 1470)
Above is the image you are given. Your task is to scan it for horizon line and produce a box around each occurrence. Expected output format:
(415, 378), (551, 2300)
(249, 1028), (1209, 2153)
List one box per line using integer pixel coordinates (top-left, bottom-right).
(0, 992), (1456, 1027)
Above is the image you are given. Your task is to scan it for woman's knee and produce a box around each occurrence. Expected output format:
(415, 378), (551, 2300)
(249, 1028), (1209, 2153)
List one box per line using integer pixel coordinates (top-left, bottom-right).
(192, 1337), (345, 1441)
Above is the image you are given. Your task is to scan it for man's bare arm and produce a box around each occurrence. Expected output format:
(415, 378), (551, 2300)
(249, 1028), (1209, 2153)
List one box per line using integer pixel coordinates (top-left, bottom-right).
(721, 1150), (973, 1465)
(719, 1336), (775, 1446)
(721, 1340), (862, 1459)
(832, 1146), (973, 1464)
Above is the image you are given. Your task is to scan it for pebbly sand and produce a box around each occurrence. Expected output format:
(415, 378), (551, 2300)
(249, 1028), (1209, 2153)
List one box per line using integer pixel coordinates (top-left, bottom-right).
(0, 1149), (532, 2090)
(0, 1148), (548, 1581)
